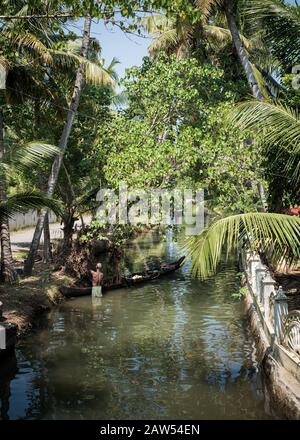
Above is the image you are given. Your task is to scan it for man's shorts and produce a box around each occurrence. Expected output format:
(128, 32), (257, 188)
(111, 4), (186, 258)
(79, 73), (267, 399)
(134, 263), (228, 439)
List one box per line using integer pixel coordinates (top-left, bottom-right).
(92, 286), (102, 298)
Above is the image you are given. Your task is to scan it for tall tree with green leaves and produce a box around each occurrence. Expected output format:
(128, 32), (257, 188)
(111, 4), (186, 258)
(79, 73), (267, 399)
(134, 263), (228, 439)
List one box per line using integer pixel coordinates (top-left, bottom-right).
(23, 16), (117, 275)
(23, 17), (92, 275)
(0, 4), (66, 282)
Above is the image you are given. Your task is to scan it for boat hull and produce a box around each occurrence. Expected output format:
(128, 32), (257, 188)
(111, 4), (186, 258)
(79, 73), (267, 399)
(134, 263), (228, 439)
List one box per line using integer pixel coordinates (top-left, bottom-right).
(59, 256), (185, 298)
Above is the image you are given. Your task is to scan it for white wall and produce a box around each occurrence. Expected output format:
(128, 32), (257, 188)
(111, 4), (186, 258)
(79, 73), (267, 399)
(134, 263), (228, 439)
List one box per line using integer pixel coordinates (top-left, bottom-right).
(9, 210), (57, 231)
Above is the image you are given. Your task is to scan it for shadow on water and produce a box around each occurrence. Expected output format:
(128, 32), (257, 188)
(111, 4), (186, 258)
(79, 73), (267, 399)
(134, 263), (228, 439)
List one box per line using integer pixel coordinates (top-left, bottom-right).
(0, 353), (18, 420)
(0, 232), (280, 420)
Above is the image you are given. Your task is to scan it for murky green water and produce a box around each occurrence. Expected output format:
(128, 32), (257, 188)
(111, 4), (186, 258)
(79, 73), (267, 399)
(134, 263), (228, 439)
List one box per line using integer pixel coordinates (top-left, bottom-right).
(0, 233), (276, 419)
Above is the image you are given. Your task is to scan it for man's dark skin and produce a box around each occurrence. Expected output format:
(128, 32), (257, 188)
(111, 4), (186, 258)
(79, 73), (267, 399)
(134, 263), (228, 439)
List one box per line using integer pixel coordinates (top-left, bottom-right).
(90, 263), (104, 287)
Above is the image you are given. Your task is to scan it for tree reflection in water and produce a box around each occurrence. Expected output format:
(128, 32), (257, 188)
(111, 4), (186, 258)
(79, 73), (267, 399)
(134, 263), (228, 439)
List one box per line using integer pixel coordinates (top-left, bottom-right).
(0, 352), (18, 420)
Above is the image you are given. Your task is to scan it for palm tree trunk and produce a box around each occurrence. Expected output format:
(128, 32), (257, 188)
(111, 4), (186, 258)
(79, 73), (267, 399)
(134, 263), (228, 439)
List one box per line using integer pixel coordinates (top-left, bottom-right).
(224, 0), (264, 101)
(224, 0), (267, 211)
(0, 110), (18, 283)
(43, 212), (52, 263)
(24, 17), (92, 276)
(62, 212), (75, 253)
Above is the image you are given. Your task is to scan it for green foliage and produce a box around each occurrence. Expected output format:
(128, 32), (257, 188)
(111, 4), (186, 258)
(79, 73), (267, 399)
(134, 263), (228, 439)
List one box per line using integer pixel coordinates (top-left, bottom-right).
(230, 99), (300, 210)
(185, 213), (300, 279)
(244, 0), (300, 67)
(79, 219), (135, 247)
(0, 191), (62, 220)
(232, 286), (248, 300)
(92, 54), (261, 213)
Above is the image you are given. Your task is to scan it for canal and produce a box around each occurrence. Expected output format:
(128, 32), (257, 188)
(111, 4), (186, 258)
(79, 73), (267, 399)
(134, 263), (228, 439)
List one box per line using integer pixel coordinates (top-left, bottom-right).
(0, 233), (277, 419)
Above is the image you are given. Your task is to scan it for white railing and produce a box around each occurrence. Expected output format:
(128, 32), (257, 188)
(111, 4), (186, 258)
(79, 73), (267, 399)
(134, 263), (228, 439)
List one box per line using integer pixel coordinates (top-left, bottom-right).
(243, 250), (300, 357)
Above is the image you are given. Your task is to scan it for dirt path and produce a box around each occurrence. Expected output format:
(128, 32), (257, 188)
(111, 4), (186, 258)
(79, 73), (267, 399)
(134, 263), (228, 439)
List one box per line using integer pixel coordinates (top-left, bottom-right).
(10, 216), (91, 252)
(10, 221), (64, 252)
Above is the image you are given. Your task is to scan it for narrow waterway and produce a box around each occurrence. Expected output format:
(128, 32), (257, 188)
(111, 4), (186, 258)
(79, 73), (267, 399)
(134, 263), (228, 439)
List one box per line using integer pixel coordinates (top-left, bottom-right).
(0, 233), (277, 420)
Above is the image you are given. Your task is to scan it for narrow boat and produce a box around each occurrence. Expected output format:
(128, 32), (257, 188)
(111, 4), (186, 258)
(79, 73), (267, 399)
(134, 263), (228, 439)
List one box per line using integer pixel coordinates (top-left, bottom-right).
(59, 256), (185, 298)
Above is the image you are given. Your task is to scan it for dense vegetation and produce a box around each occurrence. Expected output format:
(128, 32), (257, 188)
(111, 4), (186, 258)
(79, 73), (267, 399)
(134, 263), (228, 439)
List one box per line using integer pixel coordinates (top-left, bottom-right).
(0, 0), (299, 284)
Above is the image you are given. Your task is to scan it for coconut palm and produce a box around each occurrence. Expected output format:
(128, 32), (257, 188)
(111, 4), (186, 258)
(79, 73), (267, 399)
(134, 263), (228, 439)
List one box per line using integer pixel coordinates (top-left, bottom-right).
(230, 100), (300, 182)
(185, 97), (300, 278)
(185, 212), (300, 278)
(244, 0), (300, 66)
(184, 0), (300, 278)
(143, 14), (195, 59)
(0, 190), (61, 282)
(24, 17), (118, 275)
(144, 1), (266, 97)
(0, 132), (60, 283)
(143, 5), (252, 60)
(0, 5), (118, 279)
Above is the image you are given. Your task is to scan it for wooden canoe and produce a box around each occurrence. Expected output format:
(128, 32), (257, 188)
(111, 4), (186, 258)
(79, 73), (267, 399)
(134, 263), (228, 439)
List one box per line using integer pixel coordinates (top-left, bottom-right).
(59, 256), (185, 298)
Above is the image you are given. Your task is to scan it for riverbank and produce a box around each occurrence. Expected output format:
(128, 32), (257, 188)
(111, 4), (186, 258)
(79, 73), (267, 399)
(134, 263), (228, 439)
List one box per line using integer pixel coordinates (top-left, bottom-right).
(0, 219), (88, 337)
(0, 263), (74, 336)
(242, 251), (300, 419)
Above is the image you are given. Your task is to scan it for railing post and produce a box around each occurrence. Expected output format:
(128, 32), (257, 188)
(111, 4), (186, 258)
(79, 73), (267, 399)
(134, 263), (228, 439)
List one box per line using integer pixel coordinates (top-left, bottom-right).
(274, 286), (289, 343)
(249, 255), (261, 290)
(256, 266), (266, 304)
(244, 249), (252, 277)
(261, 270), (277, 322)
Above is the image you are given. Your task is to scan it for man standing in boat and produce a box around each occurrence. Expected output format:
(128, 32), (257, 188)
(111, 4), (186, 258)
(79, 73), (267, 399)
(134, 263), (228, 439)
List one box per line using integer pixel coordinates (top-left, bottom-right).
(91, 263), (104, 298)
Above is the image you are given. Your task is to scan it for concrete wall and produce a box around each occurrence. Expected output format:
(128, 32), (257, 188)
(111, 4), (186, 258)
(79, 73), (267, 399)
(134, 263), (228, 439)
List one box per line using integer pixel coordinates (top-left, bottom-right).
(8, 210), (57, 231)
(243, 250), (300, 419)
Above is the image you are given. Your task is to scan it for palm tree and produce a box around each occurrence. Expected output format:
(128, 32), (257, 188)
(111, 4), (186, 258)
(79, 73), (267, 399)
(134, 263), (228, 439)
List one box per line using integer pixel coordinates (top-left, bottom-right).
(230, 100), (300, 183)
(244, 0), (300, 66)
(143, 14), (195, 60)
(186, 97), (300, 277)
(143, 5), (253, 60)
(0, 5), (72, 282)
(0, 8), (60, 283)
(184, 0), (300, 275)
(0, 131), (59, 282)
(185, 212), (300, 278)
(0, 189), (61, 282)
(24, 17), (117, 275)
(222, 0), (264, 100)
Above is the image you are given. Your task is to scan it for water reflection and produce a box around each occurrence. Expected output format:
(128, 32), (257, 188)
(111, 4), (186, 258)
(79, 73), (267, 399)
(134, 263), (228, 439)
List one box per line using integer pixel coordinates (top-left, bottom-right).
(0, 353), (18, 420)
(0, 233), (277, 419)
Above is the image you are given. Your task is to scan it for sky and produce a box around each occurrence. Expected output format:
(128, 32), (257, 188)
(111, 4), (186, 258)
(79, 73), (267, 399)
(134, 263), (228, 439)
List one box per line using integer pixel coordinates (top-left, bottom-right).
(68, 0), (298, 81)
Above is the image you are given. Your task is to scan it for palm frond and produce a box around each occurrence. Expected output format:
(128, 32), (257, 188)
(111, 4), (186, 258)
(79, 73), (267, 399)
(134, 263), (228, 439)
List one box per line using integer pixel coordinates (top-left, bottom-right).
(245, 0), (300, 25)
(49, 49), (115, 87)
(244, 0), (300, 64)
(142, 14), (174, 34)
(111, 90), (128, 108)
(85, 59), (116, 87)
(0, 192), (62, 220)
(148, 29), (181, 56)
(4, 31), (53, 64)
(230, 100), (300, 150)
(195, 0), (223, 18)
(11, 142), (60, 170)
(230, 100), (300, 180)
(184, 213), (300, 279)
(203, 25), (253, 50)
(105, 57), (120, 82)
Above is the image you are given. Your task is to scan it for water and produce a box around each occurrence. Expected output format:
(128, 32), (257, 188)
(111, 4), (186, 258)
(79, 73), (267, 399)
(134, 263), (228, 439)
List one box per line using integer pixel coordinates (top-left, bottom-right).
(0, 232), (276, 420)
